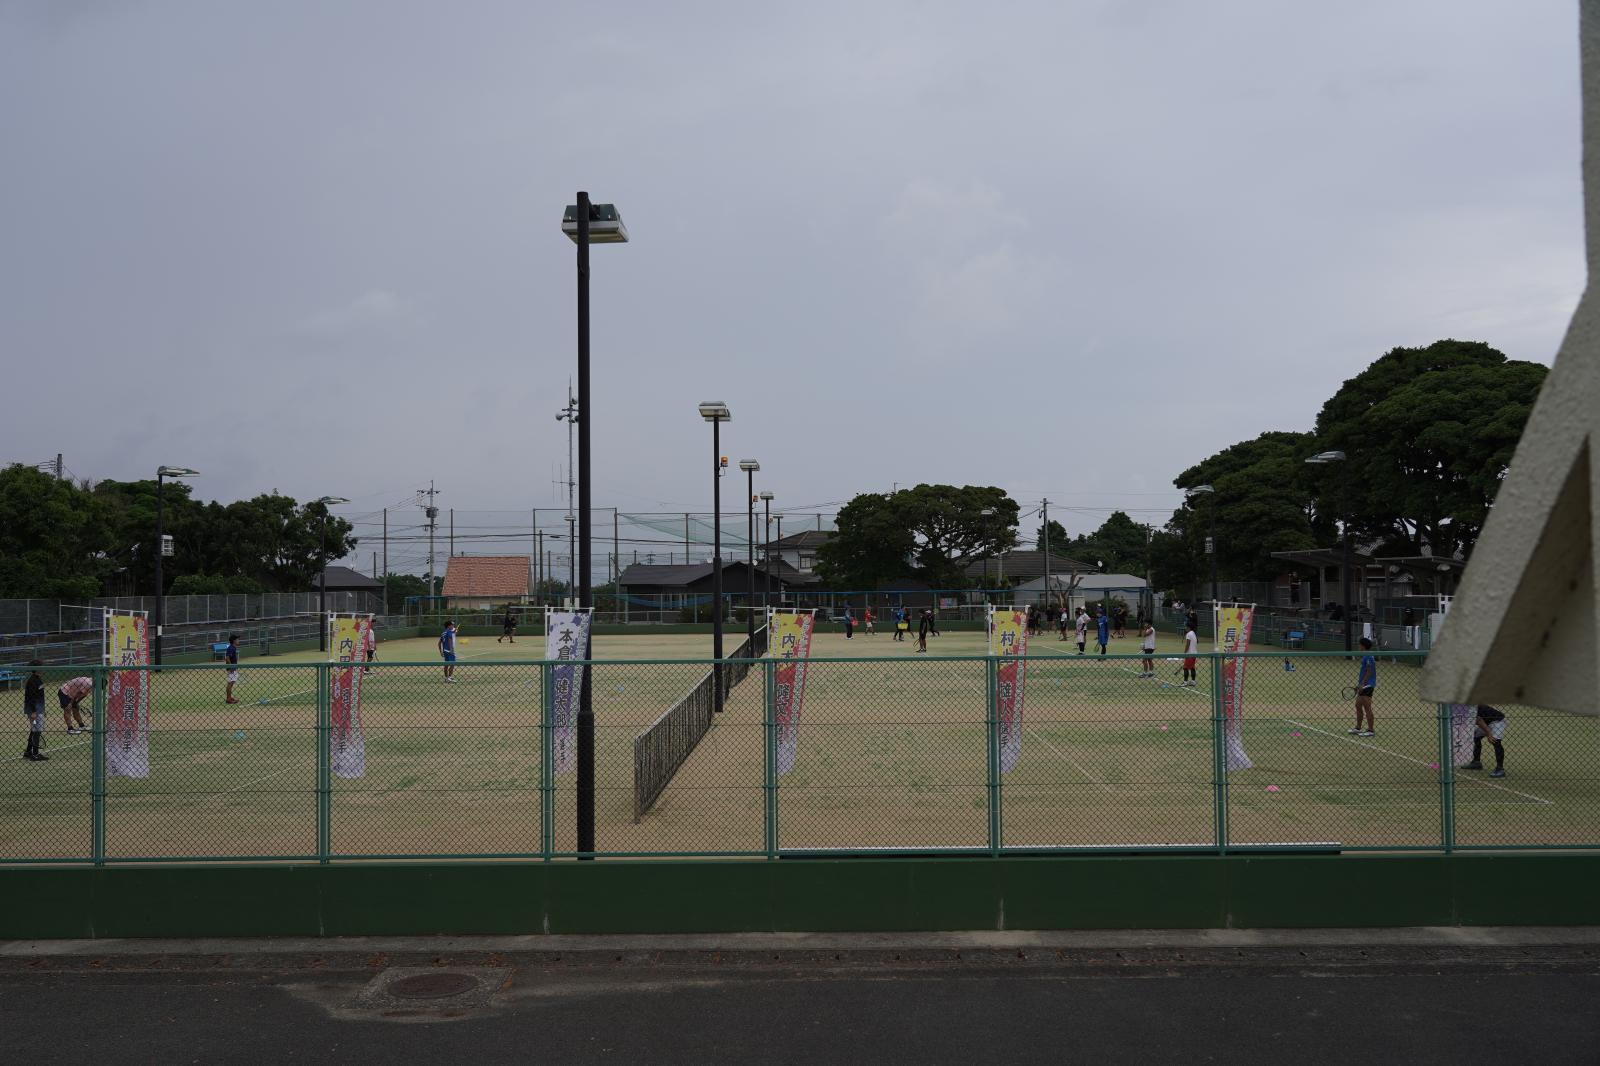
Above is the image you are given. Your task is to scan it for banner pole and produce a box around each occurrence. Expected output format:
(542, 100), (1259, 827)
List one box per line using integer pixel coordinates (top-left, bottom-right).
(92, 667), (106, 866)
(316, 664), (331, 863)
(542, 662), (555, 861)
(986, 656), (1000, 856)
(1437, 702), (1455, 853)
(764, 658), (777, 859)
(1211, 652), (1227, 854)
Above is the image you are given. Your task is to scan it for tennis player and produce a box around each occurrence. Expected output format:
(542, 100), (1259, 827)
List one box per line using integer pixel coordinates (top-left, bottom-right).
(439, 620), (459, 682)
(1349, 637), (1377, 737)
(58, 675), (92, 733)
(224, 634), (241, 704)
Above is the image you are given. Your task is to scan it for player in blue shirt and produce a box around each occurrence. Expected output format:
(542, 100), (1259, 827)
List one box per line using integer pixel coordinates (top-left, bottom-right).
(438, 621), (458, 683)
(224, 634), (241, 705)
(1349, 637), (1376, 737)
(1095, 607), (1110, 655)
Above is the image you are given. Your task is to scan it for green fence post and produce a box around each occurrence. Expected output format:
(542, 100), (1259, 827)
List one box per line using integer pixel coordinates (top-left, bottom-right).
(1211, 653), (1227, 855)
(316, 664), (330, 864)
(541, 662), (554, 861)
(986, 657), (1001, 856)
(91, 666), (106, 866)
(1437, 702), (1455, 853)
(764, 659), (777, 859)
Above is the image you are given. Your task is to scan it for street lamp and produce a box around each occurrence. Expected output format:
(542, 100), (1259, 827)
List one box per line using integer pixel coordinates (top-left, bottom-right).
(739, 460), (760, 646)
(980, 507), (996, 600)
(152, 465), (200, 666)
(1305, 450), (1354, 652)
(313, 496), (350, 652)
(759, 492), (775, 617)
(563, 192), (628, 857)
(700, 403), (732, 712)
(1186, 485), (1217, 612)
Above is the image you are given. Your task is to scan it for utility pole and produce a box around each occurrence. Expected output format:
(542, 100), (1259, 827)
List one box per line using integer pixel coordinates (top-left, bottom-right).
(419, 482), (439, 600)
(557, 385), (579, 604)
(1042, 498), (1052, 611)
(381, 508), (388, 612)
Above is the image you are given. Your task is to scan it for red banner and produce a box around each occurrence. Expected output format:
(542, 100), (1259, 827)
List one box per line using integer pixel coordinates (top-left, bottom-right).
(772, 611), (815, 776)
(329, 615), (368, 778)
(1218, 606), (1253, 772)
(105, 613), (150, 778)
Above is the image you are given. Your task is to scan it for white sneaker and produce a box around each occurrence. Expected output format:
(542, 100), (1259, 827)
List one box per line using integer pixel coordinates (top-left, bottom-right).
(66, 727), (82, 735)
(1347, 728), (1362, 735)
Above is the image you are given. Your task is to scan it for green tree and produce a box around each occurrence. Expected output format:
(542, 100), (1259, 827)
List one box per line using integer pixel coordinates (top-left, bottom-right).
(817, 485), (1018, 589)
(168, 573), (230, 595)
(1033, 518), (1067, 551)
(1312, 339), (1546, 558)
(0, 464), (109, 598)
(1062, 511), (1149, 573)
(384, 573), (430, 609)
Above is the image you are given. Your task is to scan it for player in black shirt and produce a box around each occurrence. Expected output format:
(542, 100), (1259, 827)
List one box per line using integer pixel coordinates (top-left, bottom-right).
(1460, 705), (1508, 777)
(22, 661), (47, 761)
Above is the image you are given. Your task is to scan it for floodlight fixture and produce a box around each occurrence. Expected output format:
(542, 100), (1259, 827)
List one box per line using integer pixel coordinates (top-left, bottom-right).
(699, 401), (732, 422)
(562, 202), (628, 244)
(738, 459), (760, 472)
(158, 466), (200, 478)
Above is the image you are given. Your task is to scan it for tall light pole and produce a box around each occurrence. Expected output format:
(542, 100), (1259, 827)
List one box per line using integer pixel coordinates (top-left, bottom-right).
(980, 507), (996, 602)
(313, 496), (350, 652)
(563, 193), (627, 857)
(151, 465), (199, 666)
(556, 389), (579, 601)
(1186, 485), (1217, 611)
(1041, 498), (1052, 611)
(700, 403), (732, 711)
(760, 491), (775, 617)
(739, 460), (760, 645)
(1305, 450), (1353, 652)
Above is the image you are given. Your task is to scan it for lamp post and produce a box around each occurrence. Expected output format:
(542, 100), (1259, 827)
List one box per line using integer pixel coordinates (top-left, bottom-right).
(556, 391), (579, 602)
(563, 192), (627, 857)
(1305, 450), (1353, 652)
(151, 465), (200, 666)
(1186, 485), (1217, 611)
(313, 496), (350, 652)
(759, 492), (775, 617)
(739, 460), (760, 645)
(980, 507), (996, 603)
(700, 403), (732, 711)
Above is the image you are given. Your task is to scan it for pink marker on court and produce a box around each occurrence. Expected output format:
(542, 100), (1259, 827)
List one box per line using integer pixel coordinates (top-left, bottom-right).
(1290, 731), (1303, 738)
(1265, 785), (1281, 792)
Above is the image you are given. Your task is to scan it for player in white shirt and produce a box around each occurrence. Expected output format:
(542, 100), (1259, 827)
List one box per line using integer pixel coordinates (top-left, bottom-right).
(1181, 627), (1199, 687)
(1140, 622), (1157, 678)
(1074, 609), (1089, 655)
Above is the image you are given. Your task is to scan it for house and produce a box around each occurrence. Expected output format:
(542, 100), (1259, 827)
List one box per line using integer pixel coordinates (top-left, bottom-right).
(760, 530), (833, 576)
(617, 560), (808, 607)
(963, 549), (1090, 588)
(440, 555), (532, 609)
(311, 565), (384, 595)
(1012, 572), (1148, 611)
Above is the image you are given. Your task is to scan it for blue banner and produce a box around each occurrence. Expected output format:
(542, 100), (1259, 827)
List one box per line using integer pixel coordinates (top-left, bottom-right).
(546, 610), (592, 776)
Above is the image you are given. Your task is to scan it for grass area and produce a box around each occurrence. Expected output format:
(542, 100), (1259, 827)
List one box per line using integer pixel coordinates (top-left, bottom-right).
(3, 625), (1597, 860)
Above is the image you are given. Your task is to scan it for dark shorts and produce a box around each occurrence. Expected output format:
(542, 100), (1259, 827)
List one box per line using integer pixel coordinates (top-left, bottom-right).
(442, 651), (457, 663)
(58, 690), (73, 709)
(1358, 685), (1375, 698)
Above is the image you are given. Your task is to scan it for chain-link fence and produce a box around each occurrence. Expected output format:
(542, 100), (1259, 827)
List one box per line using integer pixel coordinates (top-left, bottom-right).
(2, 651), (1595, 863)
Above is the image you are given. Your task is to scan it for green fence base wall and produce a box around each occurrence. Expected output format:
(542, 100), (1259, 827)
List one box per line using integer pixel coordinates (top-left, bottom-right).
(1, 854), (1595, 939)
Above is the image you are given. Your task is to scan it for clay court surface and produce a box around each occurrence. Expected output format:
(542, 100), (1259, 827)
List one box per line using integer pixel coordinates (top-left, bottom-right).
(5, 626), (1596, 860)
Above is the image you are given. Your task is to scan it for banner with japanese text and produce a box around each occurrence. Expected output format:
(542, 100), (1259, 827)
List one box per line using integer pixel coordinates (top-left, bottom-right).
(989, 607), (1029, 774)
(329, 615), (369, 778)
(1217, 605), (1254, 772)
(547, 610), (592, 776)
(105, 613), (151, 778)
(769, 610), (815, 776)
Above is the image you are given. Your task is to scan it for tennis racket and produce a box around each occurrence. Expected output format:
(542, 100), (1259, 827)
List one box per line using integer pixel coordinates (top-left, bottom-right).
(1340, 686), (1360, 701)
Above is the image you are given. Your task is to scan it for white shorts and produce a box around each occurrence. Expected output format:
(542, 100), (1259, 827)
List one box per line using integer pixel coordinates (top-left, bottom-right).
(227, 669), (240, 683)
(1476, 720), (1507, 740)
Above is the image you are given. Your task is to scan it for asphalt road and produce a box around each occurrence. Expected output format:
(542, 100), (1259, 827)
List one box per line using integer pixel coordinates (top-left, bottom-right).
(3, 932), (1597, 1065)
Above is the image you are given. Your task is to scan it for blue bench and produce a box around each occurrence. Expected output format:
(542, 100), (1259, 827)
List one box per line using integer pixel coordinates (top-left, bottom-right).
(0, 669), (23, 690)
(1285, 630), (1306, 649)
(211, 642), (231, 660)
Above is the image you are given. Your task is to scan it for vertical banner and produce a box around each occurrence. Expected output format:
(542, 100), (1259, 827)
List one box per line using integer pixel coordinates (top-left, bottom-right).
(1217, 605), (1254, 772)
(547, 609), (593, 776)
(989, 607), (1029, 774)
(329, 615), (368, 778)
(105, 613), (151, 779)
(769, 610), (815, 776)
(1449, 703), (1478, 766)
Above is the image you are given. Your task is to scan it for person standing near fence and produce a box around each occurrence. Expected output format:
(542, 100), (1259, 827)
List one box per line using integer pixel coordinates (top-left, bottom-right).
(1139, 621), (1157, 678)
(58, 675), (91, 734)
(863, 606), (875, 637)
(1074, 608), (1088, 654)
(498, 609), (517, 644)
(916, 608), (932, 653)
(1349, 637), (1377, 737)
(22, 661), (47, 761)
(1095, 607), (1110, 656)
(842, 605), (854, 639)
(1181, 624), (1199, 687)
(1461, 705), (1508, 777)
(1058, 605), (1069, 642)
(363, 620), (377, 675)
(223, 634), (241, 705)
(439, 620), (459, 682)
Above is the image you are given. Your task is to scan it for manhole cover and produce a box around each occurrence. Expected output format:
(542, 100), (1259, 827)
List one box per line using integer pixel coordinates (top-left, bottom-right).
(388, 972), (481, 1000)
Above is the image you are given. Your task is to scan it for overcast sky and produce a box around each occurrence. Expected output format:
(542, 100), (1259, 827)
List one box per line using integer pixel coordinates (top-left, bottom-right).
(1, 0), (1586, 565)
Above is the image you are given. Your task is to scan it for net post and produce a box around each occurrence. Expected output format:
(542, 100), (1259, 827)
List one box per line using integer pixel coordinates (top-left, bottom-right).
(541, 661), (555, 861)
(1437, 701), (1455, 853)
(316, 663), (331, 864)
(763, 658), (777, 859)
(91, 666), (106, 866)
(986, 656), (1001, 856)
(1211, 652), (1228, 855)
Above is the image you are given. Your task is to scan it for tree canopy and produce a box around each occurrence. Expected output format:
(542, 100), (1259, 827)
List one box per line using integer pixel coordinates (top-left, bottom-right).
(1059, 511), (1150, 574)
(0, 464), (358, 597)
(817, 484), (1018, 589)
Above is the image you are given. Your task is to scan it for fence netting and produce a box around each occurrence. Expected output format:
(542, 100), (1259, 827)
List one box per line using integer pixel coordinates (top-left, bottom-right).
(1, 651), (1596, 862)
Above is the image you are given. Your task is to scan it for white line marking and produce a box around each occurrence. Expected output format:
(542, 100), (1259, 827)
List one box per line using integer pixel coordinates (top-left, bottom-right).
(1282, 717), (1553, 806)
(224, 768), (291, 794)
(1035, 733), (1116, 796)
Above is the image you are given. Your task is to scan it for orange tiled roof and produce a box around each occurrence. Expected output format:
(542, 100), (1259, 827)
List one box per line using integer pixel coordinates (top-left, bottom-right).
(441, 555), (531, 597)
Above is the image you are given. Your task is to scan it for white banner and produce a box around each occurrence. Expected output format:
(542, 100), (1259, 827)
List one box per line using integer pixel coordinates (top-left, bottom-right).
(546, 609), (593, 776)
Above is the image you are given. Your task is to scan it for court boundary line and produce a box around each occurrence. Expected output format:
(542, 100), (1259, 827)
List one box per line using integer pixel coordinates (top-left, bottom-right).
(1282, 717), (1553, 806)
(1034, 733), (1116, 796)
